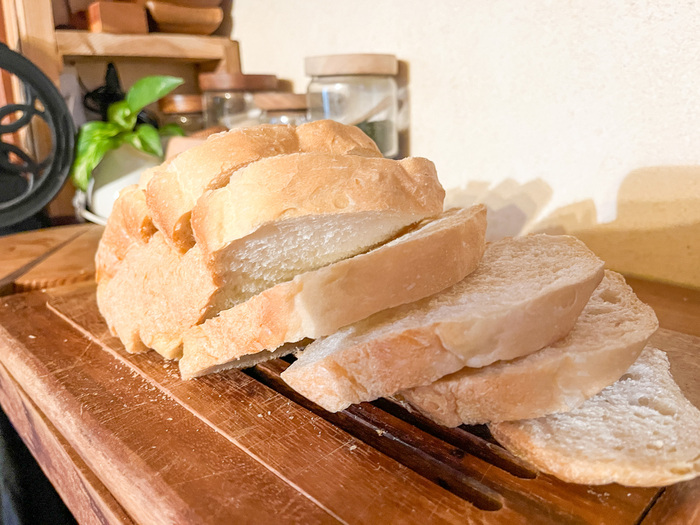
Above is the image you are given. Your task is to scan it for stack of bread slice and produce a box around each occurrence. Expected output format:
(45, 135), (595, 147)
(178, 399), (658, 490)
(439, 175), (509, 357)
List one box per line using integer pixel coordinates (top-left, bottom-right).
(96, 120), (488, 373)
(96, 120), (700, 488)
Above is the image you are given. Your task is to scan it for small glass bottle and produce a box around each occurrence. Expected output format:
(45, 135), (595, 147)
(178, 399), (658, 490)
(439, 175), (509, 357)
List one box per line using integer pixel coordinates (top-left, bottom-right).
(254, 93), (309, 126)
(306, 53), (399, 157)
(199, 72), (278, 129)
(158, 94), (204, 134)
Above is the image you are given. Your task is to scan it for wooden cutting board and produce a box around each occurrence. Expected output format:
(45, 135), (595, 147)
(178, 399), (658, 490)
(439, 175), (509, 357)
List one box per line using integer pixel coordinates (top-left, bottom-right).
(0, 224), (103, 295)
(0, 226), (698, 523)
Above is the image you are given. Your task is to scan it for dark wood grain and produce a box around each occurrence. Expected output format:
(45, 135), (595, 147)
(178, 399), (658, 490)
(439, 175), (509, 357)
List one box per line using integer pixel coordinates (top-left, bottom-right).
(251, 358), (660, 525)
(13, 225), (104, 292)
(0, 224), (88, 280)
(48, 283), (513, 524)
(0, 291), (337, 525)
(0, 224), (89, 295)
(0, 358), (135, 525)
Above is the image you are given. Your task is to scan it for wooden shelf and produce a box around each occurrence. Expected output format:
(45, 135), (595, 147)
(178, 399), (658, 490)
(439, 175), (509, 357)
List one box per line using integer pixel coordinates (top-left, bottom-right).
(55, 30), (240, 69)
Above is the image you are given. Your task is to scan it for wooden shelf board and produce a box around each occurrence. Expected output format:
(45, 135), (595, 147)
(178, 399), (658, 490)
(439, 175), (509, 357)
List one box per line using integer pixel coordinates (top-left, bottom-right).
(55, 30), (239, 63)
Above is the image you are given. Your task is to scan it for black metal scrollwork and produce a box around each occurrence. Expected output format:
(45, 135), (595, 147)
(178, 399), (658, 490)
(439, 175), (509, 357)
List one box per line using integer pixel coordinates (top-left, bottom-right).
(0, 43), (74, 228)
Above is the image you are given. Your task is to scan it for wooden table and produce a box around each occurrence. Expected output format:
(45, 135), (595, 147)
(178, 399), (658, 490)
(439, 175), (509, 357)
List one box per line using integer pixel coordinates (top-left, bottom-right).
(0, 225), (698, 524)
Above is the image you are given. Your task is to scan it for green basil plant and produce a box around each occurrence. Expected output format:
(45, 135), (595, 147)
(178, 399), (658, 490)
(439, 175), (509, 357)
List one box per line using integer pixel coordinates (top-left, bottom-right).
(70, 75), (186, 191)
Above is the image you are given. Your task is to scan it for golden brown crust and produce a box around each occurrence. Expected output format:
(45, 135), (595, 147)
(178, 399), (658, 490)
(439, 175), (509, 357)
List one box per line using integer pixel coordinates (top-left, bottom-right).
(145, 120), (384, 252)
(94, 185), (156, 283)
(191, 153), (445, 256)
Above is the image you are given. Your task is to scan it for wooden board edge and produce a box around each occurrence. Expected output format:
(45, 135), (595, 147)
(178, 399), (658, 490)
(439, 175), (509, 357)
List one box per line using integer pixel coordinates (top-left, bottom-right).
(0, 358), (135, 525)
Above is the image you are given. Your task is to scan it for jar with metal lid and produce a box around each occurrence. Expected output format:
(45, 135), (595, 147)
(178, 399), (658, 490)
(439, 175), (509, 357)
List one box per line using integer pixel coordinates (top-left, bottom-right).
(158, 94), (204, 134)
(199, 72), (278, 129)
(254, 93), (309, 126)
(306, 53), (398, 157)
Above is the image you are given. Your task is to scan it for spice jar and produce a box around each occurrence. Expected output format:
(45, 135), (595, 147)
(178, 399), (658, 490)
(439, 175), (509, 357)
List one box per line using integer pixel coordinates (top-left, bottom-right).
(199, 72), (278, 129)
(306, 53), (399, 157)
(254, 93), (308, 126)
(158, 94), (204, 134)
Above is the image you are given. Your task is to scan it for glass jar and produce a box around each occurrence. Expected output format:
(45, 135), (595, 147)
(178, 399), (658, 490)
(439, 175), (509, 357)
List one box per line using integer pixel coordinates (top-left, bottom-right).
(306, 54), (399, 157)
(254, 93), (309, 126)
(199, 72), (278, 129)
(158, 94), (204, 134)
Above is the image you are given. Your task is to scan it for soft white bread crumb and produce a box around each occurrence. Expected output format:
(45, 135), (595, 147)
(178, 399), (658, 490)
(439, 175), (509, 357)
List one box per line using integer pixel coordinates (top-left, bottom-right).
(490, 347), (700, 487)
(399, 271), (658, 425)
(179, 206), (487, 379)
(281, 234), (605, 412)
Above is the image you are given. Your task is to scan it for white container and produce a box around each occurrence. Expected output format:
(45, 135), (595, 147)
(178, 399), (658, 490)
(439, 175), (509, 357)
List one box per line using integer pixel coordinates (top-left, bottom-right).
(306, 53), (399, 157)
(86, 143), (159, 221)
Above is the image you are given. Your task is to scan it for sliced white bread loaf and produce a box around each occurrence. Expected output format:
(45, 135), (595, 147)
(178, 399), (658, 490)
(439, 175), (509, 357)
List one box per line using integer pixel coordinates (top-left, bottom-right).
(146, 120), (381, 251)
(281, 234), (605, 412)
(94, 185), (156, 283)
(192, 153), (445, 306)
(490, 347), (700, 487)
(399, 271), (659, 426)
(179, 206), (487, 379)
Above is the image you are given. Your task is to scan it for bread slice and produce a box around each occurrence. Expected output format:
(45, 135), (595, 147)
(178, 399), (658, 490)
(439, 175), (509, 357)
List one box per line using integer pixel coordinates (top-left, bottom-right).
(399, 271), (658, 426)
(281, 234), (605, 412)
(490, 347), (700, 487)
(94, 185), (156, 283)
(179, 206), (487, 379)
(146, 120), (381, 251)
(192, 153), (445, 307)
(96, 232), (217, 358)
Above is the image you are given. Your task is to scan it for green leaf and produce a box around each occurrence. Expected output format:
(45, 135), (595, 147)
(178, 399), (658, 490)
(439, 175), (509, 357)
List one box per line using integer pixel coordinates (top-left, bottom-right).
(158, 123), (186, 137)
(135, 124), (163, 157)
(75, 121), (121, 154)
(119, 131), (143, 152)
(107, 100), (136, 131)
(70, 137), (118, 191)
(125, 76), (184, 114)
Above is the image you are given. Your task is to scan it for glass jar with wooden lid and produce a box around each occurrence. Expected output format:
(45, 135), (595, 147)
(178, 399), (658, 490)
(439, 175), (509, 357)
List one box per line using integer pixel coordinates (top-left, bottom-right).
(254, 93), (308, 126)
(306, 53), (398, 157)
(199, 72), (278, 129)
(158, 94), (205, 135)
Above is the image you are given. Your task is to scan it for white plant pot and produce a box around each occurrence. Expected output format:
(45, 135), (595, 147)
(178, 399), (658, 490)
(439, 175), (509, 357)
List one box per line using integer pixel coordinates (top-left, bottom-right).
(86, 143), (160, 221)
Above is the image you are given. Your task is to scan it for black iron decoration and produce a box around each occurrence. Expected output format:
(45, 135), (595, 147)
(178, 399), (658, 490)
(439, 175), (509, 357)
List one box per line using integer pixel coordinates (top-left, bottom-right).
(0, 42), (75, 228)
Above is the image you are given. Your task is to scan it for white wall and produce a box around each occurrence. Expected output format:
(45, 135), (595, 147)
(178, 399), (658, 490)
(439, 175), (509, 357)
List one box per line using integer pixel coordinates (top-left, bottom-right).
(232, 0), (700, 224)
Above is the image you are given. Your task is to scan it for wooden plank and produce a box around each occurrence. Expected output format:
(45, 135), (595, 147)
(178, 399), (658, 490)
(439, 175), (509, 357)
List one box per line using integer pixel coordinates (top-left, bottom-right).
(13, 224), (103, 292)
(0, 224), (89, 288)
(0, 290), (337, 524)
(0, 358), (135, 525)
(46, 283), (510, 524)
(57, 30), (241, 70)
(628, 276), (700, 338)
(641, 477), (700, 524)
(10, 0), (61, 83)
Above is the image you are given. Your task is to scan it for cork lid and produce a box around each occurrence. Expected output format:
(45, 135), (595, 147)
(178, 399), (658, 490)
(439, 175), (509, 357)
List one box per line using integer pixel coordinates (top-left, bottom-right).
(305, 54), (398, 77)
(253, 93), (307, 111)
(198, 72), (278, 92)
(158, 94), (203, 114)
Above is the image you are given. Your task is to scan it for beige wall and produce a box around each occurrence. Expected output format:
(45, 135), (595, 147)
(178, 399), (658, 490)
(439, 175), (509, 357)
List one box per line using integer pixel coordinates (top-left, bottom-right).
(232, 1), (700, 288)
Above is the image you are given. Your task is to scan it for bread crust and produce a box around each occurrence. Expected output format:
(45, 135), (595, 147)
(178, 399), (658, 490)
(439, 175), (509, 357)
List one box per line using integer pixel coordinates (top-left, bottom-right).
(96, 232), (217, 359)
(145, 120), (384, 252)
(399, 271), (659, 426)
(281, 235), (605, 412)
(191, 153), (445, 257)
(179, 206), (487, 379)
(95, 185), (156, 283)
